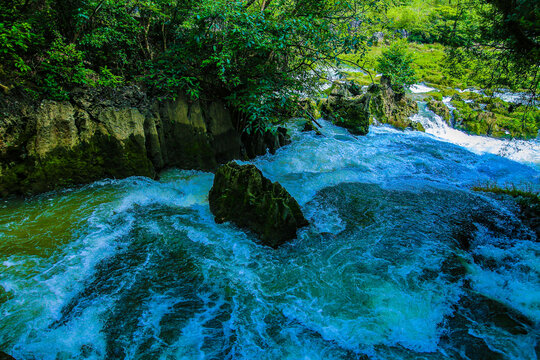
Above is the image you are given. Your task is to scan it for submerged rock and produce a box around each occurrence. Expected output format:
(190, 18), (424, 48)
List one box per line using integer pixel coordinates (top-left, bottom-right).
(208, 162), (308, 248)
(0, 351), (16, 360)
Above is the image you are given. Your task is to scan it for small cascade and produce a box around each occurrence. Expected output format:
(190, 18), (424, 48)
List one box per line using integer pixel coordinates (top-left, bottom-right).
(408, 101), (540, 167)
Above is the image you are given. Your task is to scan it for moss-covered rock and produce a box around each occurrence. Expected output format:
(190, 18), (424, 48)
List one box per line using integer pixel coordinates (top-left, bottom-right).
(450, 96), (539, 139)
(320, 77), (420, 134)
(208, 162), (308, 248)
(319, 95), (371, 135)
(427, 98), (451, 125)
(1, 87), (292, 197)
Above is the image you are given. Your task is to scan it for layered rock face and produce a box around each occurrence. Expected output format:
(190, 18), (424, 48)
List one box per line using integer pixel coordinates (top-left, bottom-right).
(208, 162), (308, 248)
(319, 76), (422, 134)
(0, 87), (286, 196)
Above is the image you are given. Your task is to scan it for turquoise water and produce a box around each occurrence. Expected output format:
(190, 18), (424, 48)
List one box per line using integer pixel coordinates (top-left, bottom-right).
(0, 117), (538, 359)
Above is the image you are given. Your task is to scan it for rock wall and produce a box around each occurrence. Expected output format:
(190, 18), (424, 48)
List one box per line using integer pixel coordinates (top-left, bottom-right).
(0, 87), (286, 196)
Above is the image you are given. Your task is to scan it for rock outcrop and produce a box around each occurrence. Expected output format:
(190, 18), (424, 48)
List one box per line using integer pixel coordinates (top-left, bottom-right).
(208, 162), (308, 248)
(0, 87), (288, 196)
(319, 76), (422, 134)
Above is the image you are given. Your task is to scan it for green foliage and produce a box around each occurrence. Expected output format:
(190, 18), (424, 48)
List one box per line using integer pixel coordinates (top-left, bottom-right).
(97, 66), (124, 87)
(427, 91), (443, 101)
(146, 0), (385, 132)
(444, 0), (539, 95)
(386, 2), (477, 45)
(0, 22), (32, 77)
(38, 38), (91, 100)
(450, 95), (540, 139)
(0, 0), (389, 132)
(376, 41), (417, 89)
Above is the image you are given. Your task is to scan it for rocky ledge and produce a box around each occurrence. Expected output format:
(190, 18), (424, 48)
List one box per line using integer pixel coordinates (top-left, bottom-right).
(0, 87), (289, 196)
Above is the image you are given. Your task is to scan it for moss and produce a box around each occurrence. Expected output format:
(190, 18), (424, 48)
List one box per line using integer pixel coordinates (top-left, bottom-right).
(427, 91), (443, 101)
(427, 99), (451, 124)
(319, 96), (371, 135)
(209, 162), (308, 248)
(440, 87), (458, 97)
(345, 71), (376, 86)
(450, 96), (539, 139)
(0, 132), (155, 196)
(339, 42), (515, 93)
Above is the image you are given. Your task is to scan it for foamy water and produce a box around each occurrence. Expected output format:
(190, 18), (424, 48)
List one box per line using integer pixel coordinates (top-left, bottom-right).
(0, 111), (538, 359)
(411, 102), (540, 168)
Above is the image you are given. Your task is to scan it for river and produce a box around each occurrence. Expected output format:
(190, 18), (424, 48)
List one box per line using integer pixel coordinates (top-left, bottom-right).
(0, 106), (539, 359)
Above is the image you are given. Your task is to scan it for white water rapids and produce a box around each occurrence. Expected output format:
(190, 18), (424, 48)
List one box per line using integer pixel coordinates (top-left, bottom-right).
(0, 102), (539, 360)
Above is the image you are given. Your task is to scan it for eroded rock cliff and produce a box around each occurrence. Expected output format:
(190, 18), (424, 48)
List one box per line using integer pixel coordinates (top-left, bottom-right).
(0, 87), (287, 196)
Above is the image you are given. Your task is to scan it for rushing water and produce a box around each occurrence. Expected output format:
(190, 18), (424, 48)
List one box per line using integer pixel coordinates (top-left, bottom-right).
(1, 110), (539, 359)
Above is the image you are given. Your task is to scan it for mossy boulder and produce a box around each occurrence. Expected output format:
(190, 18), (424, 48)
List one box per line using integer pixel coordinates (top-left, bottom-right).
(370, 76), (420, 130)
(450, 95), (540, 139)
(0, 87), (292, 197)
(320, 77), (420, 134)
(319, 95), (371, 135)
(208, 162), (308, 248)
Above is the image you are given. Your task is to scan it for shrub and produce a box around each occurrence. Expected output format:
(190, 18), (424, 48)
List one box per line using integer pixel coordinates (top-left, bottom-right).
(38, 38), (91, 100)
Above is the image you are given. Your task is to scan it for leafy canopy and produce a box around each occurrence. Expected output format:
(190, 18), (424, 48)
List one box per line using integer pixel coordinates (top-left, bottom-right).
(0, 0), (388, 132)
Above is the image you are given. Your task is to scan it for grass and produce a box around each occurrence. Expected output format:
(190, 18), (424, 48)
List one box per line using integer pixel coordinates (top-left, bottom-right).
(472, 183), (539, 203)
(339, 41), (540, 139)
(339, 42), (497, 93)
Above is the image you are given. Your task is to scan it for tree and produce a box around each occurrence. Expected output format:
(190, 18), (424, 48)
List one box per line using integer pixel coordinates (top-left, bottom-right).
(446, 0), (539, 99)
(376, 40), (417, 91)
(0, 0), (390, 130)
(146, 0), (389, 132)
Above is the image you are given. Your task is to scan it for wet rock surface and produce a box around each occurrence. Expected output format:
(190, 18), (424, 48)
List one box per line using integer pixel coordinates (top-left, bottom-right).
(319, 76), (421, 134)
(0, 88), (288, 196)
(209, 162), (308, 248)
(0, 351), (15, 360)
(427, 98), (452, 125)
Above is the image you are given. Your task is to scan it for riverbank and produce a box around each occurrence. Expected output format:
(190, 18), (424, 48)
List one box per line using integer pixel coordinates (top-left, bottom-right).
(339, 43), (539, 140)
(0, 87), (288, 197)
